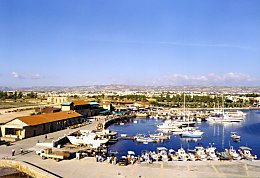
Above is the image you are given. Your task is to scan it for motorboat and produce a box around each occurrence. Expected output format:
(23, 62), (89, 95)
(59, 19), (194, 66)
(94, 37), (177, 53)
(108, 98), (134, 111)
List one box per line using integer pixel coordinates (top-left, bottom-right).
(194, 146), (207, 161)
(157, 147), (168, 161)
(230, 132), (241, 141)
(176, 147), (189, 161)
(149, 132), (170, 140)
(225, 146), (241, 160)
(135, 134), (160, 143)
(238, 146), (257, 161)
(206, 145), (218, 161)
(181, 129), (204, 138)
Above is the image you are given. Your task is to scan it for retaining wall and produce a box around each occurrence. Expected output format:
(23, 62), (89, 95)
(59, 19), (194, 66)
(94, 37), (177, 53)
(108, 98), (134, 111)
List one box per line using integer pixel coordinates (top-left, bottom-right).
(0, 160), (60, 178)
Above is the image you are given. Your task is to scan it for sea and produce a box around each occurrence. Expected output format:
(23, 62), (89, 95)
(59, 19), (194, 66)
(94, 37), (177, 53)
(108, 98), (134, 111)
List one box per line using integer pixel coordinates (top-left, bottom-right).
(108, 109), (260, 159)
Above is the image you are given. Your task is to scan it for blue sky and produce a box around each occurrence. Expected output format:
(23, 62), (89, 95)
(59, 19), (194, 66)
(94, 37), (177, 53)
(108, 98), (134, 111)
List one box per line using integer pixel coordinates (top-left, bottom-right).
(0, 0), (260, 87)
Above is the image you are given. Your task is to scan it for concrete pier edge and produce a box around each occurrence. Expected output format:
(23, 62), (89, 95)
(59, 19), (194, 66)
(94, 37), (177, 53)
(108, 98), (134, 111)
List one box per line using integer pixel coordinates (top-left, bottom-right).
(0, 159), (61, 178)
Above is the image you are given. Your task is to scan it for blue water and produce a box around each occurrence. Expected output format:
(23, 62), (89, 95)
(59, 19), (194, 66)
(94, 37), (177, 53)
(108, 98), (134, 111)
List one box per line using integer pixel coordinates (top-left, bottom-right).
(108, 110), (260, 158)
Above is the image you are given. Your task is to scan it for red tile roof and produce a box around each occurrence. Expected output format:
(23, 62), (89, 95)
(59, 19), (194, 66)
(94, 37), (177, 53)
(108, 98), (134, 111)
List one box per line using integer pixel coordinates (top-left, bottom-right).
(73, 100), (88, 106)
(17, 111), (82, 126)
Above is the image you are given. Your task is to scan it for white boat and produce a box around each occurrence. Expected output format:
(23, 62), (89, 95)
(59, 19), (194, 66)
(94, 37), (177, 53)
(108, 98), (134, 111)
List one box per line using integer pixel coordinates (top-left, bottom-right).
(67, 132), (109, 148)
(230, 132), (241, 141)
(157, 147), (168, 161)
(194, 146), (207, 161)
(149, 132), (170, 140)
(225, 146), (241, 160)
(176, 147), (189, 161)
(181, 129), (204, 138)
(157, 120), (182, 129)
(206, 145), (218, 161)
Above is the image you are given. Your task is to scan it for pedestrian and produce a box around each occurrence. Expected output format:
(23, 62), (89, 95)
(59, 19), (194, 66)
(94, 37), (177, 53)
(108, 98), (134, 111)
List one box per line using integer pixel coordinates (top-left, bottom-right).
(45, 135), (47, 140)
(76, 152), (80, 160)
(12, 149), (15, 156)
(20, 148), (24, 155)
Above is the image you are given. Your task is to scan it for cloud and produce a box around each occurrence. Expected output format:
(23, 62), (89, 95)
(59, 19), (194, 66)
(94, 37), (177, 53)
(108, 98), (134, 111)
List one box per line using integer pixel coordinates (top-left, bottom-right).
(161, 72), (259, 86)
(11, 72), (40, 79)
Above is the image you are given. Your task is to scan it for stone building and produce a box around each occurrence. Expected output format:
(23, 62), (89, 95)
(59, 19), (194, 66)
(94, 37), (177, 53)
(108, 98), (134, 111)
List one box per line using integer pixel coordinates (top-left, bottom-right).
(0, 111), (82, 141)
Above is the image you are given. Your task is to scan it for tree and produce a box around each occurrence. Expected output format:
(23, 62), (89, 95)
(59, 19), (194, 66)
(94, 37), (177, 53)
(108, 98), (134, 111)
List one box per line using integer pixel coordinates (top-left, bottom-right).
(18, 91), (23, 99)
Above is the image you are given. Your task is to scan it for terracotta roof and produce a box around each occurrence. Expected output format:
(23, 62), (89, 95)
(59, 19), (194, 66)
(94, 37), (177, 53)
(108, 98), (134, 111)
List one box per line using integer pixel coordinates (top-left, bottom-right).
(73, 100), (88, 106)
(17, 111), (82, 126)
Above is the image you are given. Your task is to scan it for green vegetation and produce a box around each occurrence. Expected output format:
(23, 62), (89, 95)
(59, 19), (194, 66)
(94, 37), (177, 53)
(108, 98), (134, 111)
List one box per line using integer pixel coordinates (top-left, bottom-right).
(94, 93), (252, 108)
(0, 91), (37, 100)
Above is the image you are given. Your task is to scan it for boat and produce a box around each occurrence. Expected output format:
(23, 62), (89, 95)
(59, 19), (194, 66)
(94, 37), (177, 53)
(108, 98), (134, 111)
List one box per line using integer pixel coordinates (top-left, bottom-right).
(217, 151), (230, 160)
(135, 134), (160, 143)
(176, 147), (189, 161)
(230, 132), (241, 141)
(205, 145), (218, 161)
(181, 129), (204, 138)
(136, 113), (148, 117)
(225, 146), (241, 160)
(194, 146), (207, 161)
(120, 134), (127, 138)
(149, 132), (170, 140)
(157, 147), (168, 161)
(238, 146), (257, 161)
(157, 120), (182, 129)
(67, 132), (109, 148)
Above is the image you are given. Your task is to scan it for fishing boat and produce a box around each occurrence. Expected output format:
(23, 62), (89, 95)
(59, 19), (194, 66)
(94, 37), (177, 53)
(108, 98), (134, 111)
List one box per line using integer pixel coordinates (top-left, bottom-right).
(238, 146), (257, 161)
(157, 147), (169, 161)
(194, 146), (208, 161)
(67, 132), (109, 148)
(176, 147), (189, 161)
(225, 146), (241, 160)
(206, 145), (218, 161)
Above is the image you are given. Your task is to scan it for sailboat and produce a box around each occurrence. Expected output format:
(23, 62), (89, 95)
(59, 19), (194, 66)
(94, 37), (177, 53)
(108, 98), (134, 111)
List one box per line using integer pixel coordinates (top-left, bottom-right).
(180, 92), (204, 138)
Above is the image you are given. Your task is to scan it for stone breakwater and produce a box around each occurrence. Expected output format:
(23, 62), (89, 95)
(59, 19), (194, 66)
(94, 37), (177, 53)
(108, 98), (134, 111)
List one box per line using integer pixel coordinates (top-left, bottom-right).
(0, 160), (60, 178)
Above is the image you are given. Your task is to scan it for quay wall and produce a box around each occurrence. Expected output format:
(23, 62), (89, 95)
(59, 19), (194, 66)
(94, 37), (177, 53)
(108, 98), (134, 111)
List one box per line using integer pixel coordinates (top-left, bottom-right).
(0, 160), (60, 178)
(103, 114), (136, 129)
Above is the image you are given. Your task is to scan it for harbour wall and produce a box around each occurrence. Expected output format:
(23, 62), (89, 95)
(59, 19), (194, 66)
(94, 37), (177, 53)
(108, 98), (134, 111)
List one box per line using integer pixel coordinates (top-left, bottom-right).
(0, 160), (61, 178)
(103, 114), (136, 129)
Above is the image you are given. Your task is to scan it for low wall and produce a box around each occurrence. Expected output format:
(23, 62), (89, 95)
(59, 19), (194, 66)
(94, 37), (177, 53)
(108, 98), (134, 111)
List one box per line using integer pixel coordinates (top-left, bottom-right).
(0, 160), (60, 178)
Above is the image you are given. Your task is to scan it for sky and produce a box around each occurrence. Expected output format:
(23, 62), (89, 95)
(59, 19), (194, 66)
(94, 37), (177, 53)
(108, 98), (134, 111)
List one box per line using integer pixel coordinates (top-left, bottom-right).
(0, 0), (260, 87)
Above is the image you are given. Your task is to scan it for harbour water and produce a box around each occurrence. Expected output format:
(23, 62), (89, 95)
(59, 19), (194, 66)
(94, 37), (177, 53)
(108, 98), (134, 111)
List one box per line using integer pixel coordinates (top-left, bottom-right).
(108, 110), (260, 158)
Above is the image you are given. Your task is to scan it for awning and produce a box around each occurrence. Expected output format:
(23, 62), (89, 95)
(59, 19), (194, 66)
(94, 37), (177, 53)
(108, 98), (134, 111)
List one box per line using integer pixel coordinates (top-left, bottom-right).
(100, 110), (111, 114)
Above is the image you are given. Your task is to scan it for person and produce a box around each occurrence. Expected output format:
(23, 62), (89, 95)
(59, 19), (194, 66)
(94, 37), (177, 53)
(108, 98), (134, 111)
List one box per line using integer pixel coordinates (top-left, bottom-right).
(20, 148), (24, 155)
(45, 135), (47, 140)
(12, 149), (15, 156)
(113, 156), (117, 165)
(76, 152), (80, 160)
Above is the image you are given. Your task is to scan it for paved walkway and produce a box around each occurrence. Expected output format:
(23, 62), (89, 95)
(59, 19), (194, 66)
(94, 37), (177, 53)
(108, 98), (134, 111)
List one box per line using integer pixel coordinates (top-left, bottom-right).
(1, 117), (260, 178)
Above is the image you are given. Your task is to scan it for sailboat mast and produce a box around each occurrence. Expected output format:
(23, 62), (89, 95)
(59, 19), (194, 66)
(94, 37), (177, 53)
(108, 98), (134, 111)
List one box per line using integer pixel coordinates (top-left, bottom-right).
(222, 94), (224, 116)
